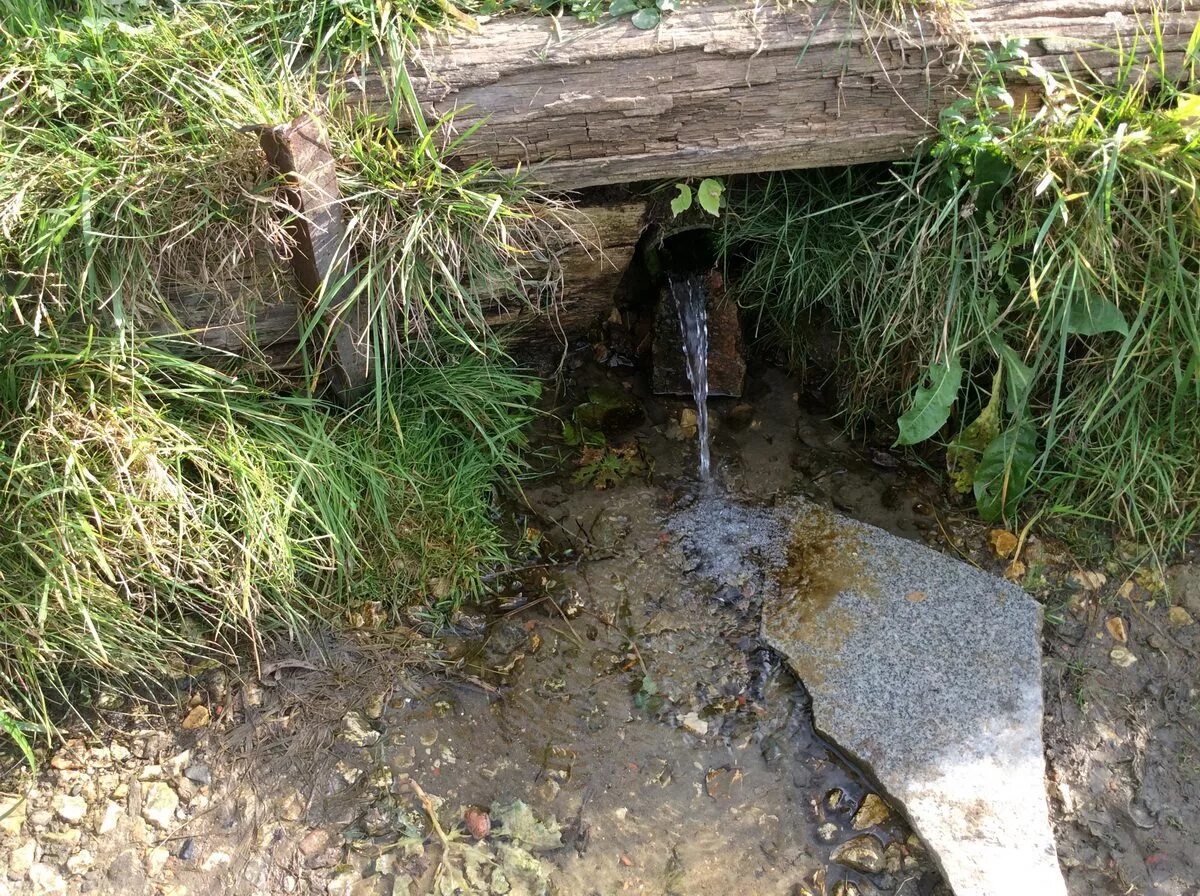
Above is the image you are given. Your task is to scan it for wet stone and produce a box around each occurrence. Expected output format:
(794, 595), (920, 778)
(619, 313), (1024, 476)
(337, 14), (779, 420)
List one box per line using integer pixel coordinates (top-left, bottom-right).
(850, 794), (890, 830)
(830, 834), (885, 873)
(763, 501), (1067, 896)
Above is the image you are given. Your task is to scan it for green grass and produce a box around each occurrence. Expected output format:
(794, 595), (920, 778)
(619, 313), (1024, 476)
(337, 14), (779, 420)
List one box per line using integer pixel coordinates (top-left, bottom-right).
(0, 0), (555, 754)
(0, 330), (535, 730)
(723, 35), (1200, 557)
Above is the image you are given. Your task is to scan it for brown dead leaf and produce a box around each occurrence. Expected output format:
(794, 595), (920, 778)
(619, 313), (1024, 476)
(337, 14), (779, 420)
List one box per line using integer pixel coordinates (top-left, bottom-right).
(1168, 606), (1195, 627)
(1116, 580), (1136, 600)
(1105, 616), (1128, 643)
(905, 591), (927, 603)
(1070, 570), (1108, 591)
(987, 529), (1019, 560)
(181, 705), (210, 730)
(1004, 559), (1026, 582)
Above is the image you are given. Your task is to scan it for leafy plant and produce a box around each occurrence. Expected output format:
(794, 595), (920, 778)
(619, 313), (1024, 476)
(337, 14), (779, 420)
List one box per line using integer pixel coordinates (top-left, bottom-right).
(671, 178), (725, 217)
(572, 442), (646, 489)
(609, 0), (677, 30)
(723, 29), (1200, 554)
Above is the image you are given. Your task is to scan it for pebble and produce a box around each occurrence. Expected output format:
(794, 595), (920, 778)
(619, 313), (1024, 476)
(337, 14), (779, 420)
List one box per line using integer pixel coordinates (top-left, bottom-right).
(65, 848), (94, 876)
(680, 711), (708, 736)
(140, 782), (180, 831)
(1168, 606), (1195, 627)
(850, 793), (890, 830)
(51, 795), (87, 825)
(341, 712), (381, 748)
(26, 864), (66, 896)
(178, 838), (198, 862)
(8, 839), (37, 879)
(1110, 647), (1138, 668)
(96, 801), (123, 835)
(831, 834), (885, 873)
(0, 796), (26, 836)
(145, 846), (170, 877)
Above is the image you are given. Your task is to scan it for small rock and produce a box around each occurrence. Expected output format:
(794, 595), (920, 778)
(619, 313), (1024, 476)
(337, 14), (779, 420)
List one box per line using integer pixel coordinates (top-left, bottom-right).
(326, 869), (360, 896)
(52, 794), (88, 825)
(66, 849), (94, 876)
(180, 704), (210, 730)
(464, 807), (490, 840)
(831, 834), (885, 873)
(183, 765), (211, 787)
(140, 782), (179, 831)
(341, 712), (380, 748)
(0, 796), (27, 837)
(8, 839), (37, 879)
(987, 529), (1019, 559)
(298, 829), (332, 859)
(109, 742), (131, 763)
(27, 864), (66, 896)
(1070, 570), (1107, 591)
(364, 693), (386, 720)
(1110, 647), (1138, 668)
(200, 851), (231, 873)
(679, 408), (698, 439)
(832, 883), (861, 896)
(145, 846), (170, 877)
(1003, 559), (1026, 582)
(679, 711), (708, 736)
(703, 766), (743, 799)
(1168, 606), (1194, 627)
(96, 801), (123, 835)
(850, 793), (890, 830)
(817, 823), (839, 843)
(178, 838), (198, 862)
(350, 875), (390, 896)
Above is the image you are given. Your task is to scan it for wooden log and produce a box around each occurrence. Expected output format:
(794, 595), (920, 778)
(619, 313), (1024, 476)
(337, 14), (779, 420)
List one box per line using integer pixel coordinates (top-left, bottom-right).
(352, 0), (1197, 189)
(259, 115), (372, 400)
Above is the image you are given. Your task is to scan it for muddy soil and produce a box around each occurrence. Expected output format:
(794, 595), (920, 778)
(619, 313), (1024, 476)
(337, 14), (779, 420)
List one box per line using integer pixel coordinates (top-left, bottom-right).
(2, 362), (1197, 896)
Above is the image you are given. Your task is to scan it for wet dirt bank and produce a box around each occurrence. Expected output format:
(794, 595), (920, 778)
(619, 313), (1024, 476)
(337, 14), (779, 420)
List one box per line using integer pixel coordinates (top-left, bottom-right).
(1, 362), (1197, 896)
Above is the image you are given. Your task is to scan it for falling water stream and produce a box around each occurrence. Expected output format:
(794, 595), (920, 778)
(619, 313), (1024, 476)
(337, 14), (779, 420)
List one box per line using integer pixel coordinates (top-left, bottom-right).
(669, 271), (712, 479)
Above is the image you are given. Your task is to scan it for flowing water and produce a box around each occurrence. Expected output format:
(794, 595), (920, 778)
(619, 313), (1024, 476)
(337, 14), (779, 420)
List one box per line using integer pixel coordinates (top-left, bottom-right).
(669, 271), (712, 479)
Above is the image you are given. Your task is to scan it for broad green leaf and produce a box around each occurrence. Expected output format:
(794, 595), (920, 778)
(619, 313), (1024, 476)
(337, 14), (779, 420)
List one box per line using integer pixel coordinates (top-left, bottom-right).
(994, 338), (1034, 415)
(630, 6), (660, 28)
(974, 423), (1038, 522)
(946, 367), (1002, 493)
(670, 183), (692, 217)
(1066, 295), (1129, 337)
(894, 356), (963, 446)
(0, 711), (35, 773)
(696, 178), (724, 216)
(609, 0), (638, 16)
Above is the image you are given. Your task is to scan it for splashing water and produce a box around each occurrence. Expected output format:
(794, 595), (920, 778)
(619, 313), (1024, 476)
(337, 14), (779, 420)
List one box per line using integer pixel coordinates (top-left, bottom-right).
(669, 271), (711, 479)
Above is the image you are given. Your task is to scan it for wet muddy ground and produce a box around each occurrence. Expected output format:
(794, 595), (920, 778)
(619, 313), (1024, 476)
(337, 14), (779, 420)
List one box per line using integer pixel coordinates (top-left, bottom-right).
(2, 362), (1197, 896)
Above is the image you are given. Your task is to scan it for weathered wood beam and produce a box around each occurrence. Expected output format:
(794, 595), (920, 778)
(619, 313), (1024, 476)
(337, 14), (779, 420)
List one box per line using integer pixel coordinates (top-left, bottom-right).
(351, 0), (1197, 190)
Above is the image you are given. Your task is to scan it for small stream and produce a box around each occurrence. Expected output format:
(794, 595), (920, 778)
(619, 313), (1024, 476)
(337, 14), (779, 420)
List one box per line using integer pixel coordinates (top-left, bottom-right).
(669, 271), (712, 480)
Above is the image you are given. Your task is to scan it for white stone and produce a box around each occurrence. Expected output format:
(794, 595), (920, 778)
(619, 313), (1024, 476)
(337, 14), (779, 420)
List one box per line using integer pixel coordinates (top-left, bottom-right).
(764, 501), (1067, 896)
(140, 782), (179, 831)
(27, 863), (66, 896)
(51, 794), (87, 825)
(96, 800), (123, 835)
(679, 711), (708, 736)
(0, 796), (26, 837)
(65, 849), (94, 876)
(7, 839), (36, 880)
(145, 846), (170, 877)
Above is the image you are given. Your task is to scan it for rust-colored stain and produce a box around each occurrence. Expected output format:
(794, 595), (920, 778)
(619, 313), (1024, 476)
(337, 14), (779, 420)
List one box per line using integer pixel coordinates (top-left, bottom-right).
(767, 508), (877, 686)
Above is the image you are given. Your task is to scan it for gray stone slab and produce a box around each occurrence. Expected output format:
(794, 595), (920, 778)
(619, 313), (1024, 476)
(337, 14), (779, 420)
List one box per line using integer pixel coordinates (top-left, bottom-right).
(762, 502), (1066, 896)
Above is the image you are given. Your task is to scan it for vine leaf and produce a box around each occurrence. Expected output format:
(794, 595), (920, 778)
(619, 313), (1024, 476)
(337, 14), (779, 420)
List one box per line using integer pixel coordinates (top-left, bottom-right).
(670, 183), (692, 217)
(994, 338), (1034, 415)
(697, 178), (724, 216)
(1067, 295), (1129, 337)
(630, 6), (660, 28)
(894, 355), (962, 446)
(609, 0), (638, 16)
(974, 423), (1038, 522)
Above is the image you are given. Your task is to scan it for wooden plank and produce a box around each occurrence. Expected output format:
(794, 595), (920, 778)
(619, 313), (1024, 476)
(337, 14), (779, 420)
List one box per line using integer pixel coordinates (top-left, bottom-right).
(345, 0), (1196, 189)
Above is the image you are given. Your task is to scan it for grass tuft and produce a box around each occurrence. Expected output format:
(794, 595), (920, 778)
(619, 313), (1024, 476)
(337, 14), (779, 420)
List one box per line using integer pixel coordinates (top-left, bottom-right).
(723, 34), (1200, 556)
